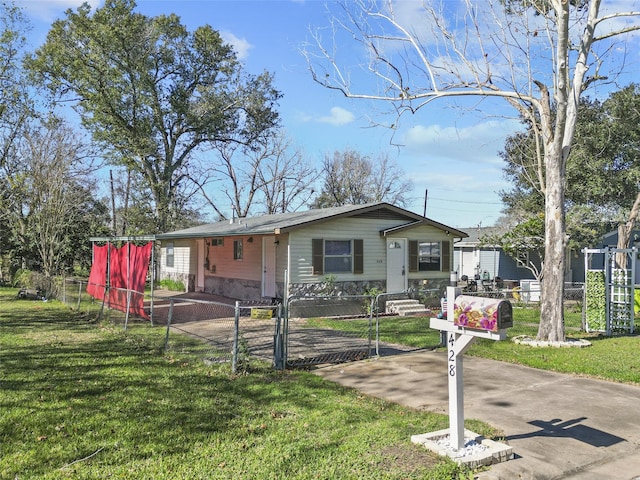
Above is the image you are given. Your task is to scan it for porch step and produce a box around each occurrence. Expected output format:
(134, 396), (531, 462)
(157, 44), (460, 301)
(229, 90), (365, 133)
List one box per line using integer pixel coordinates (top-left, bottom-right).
(385, 299), (430, 317)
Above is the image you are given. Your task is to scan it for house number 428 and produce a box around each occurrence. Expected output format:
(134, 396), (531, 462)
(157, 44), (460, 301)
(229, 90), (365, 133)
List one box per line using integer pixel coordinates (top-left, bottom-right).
(448, 333), (456, 377)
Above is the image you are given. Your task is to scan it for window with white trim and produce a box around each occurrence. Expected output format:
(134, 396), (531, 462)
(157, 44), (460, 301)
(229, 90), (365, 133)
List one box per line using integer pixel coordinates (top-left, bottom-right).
(418, 242), (441, 271)
(312, 239), (364, 275)
(166, 242), (174, 268)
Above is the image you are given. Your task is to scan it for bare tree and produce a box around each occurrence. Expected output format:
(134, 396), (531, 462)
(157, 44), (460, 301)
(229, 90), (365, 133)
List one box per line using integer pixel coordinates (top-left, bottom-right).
(255, 132), (319, 214)
(194, 131), (317, 218)
(312, 149), (412, 208)
(305, 0), (640, 342)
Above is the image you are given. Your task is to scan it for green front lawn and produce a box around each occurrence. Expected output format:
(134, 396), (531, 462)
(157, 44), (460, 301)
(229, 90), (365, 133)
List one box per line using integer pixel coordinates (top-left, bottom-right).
(1, 288), (494, 479)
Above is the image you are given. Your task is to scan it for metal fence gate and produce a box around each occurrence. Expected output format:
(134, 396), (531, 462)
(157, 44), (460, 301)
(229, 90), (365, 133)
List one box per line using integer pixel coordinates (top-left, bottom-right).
(281, 294), (423, 368)
(282, 295), (373, 367)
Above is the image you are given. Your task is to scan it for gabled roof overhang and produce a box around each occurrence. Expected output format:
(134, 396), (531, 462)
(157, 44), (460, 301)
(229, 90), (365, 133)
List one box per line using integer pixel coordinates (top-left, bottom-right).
(380, 220), (467, 238)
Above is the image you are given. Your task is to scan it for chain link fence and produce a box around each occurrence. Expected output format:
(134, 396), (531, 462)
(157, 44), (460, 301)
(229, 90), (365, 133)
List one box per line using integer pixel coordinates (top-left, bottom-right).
(58, 278), (282, 373)
(283, 294), (432, 368)
(58, 278), (586, 371)
(447, 282), (585, 336)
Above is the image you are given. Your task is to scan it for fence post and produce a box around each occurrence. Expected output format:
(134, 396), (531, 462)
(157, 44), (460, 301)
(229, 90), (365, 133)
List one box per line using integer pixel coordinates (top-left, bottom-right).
(273, 303), (285, 370)
(98, 286), (106, 322)
(232, 301), (240, 374)
(374, 295), (381, 357)
(76, 280), (82, 311)
(124, 289), (132, 331)
(368, 296), (374, 357)
(284, 296), (291, 367)
(164, 299), (174, 353)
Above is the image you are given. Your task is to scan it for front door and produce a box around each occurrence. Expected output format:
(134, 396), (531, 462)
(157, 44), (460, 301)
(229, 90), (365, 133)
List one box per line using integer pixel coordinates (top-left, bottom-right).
(386, 238), (407, 293)
(262, 236), (277, 298)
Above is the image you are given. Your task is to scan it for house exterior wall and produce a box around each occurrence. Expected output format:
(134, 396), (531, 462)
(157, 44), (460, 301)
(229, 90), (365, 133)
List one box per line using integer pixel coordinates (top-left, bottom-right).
(274, 233), (289, 283)
(158, 217), (459, 301)
(286, 218), (453, 296)
(496, 253), (536, 281)
(157, 239), (194, 290)
(454, 245), (538, 284)
(204, 235), (262, 281)
(287, 217), (394, 284)
(454, 247), (479, 280)
(202, 235), (263, 299)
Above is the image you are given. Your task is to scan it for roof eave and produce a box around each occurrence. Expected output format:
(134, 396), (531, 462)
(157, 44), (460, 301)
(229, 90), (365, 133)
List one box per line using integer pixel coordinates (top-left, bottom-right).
(380, 220), (468, 238)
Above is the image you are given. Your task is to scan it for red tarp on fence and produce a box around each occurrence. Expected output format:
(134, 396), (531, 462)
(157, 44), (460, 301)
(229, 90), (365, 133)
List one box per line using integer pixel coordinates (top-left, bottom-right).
(86, 242), (153, 319)
(86, 244), (111, 300)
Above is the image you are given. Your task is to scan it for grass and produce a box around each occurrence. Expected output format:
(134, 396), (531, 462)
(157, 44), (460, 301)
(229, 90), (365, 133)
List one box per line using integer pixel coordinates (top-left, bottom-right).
(1, 287), (496, 479)
(306, 315), (443, 349)
(464, 304), (640, 385)
(5, 288), (639, 478)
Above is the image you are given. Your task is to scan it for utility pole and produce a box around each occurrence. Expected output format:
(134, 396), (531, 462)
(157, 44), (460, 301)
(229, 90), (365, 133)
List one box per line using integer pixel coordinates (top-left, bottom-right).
(423, 188), (428, 217)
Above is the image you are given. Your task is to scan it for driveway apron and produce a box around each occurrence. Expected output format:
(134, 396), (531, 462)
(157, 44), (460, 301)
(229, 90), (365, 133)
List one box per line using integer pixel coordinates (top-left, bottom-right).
(314, 350), (640, 480)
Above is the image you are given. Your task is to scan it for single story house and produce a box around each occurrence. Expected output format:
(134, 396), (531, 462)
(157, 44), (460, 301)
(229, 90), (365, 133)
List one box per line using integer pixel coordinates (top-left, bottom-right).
(453, 226), (540, 287)
(454, 226), (639, 286)
(156, 202), (467, 301)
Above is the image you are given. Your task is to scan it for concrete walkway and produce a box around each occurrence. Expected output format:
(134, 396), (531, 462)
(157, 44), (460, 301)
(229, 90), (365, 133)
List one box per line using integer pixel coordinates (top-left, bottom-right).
(314, 350), (640, 479)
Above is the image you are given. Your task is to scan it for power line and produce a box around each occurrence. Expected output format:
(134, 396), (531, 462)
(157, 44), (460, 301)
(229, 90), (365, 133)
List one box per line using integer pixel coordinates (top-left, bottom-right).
(428, 196), (503, 205)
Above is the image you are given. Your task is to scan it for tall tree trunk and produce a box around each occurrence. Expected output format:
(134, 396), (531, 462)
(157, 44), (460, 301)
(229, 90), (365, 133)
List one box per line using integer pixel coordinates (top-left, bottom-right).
(538, 148), (566, 342)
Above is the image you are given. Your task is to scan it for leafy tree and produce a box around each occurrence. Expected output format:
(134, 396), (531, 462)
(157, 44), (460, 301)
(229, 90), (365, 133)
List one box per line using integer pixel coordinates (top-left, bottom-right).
(27, 0), (281, 233)
(109, 167), (205, 235)
(483, 215), (545, 280)
(312, 149), (412, 208)
(305, 0), (640, 342)
(501, 85), (640, 258)
(600, 85), (640, 264)
(0, 117), (110, 276)
(0, 3), (32, 168)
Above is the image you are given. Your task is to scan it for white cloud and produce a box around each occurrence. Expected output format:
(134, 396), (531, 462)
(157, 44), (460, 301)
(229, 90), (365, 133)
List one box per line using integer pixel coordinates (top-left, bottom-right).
(317, 106), (355, 126)
(17, 0), (102, 22)
(403, 119), (522, 165)
(220, 31), (253, 60)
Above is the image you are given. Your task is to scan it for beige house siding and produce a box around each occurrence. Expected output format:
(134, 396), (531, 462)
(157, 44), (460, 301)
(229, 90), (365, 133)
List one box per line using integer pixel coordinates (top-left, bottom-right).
(158, 239), (194, 286)
(288, 217), (403, 283)
(287, 220), (456, 285)
(159, 239), (193, 274)
(274, 234), (289, 283)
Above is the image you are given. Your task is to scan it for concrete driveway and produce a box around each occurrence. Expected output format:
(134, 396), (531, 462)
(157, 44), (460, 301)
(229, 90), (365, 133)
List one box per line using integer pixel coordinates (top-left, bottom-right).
(315, 350), (640, 479)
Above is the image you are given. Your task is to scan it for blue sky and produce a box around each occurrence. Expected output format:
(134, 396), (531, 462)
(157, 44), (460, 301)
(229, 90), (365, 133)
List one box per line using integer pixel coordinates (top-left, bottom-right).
(15, 0), (638, 229)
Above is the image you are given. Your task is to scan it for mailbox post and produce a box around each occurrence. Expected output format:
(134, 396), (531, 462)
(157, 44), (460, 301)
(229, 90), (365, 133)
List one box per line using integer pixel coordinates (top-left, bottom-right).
(429, 287), (512, 451)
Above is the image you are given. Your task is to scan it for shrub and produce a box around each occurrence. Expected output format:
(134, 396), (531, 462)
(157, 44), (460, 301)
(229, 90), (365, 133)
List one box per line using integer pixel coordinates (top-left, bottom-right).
(158, 278), (185, 292)
(363, 286), (384, 314)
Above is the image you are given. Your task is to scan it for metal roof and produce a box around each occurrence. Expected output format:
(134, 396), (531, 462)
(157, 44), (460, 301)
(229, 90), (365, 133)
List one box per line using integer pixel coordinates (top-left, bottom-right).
(156, 202), (468, 240)
(454, 226), (506, 247)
